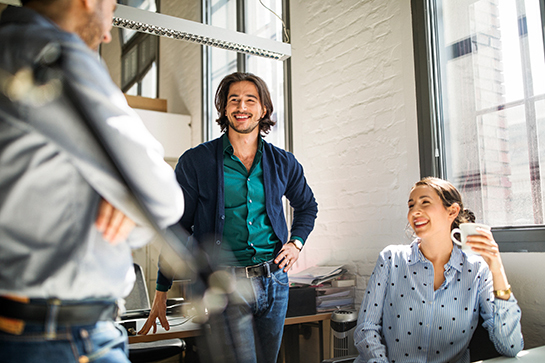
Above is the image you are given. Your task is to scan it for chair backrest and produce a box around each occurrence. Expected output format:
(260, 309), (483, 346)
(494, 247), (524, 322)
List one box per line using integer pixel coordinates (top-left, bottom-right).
(124, 263), (151, 312)
(468, 315), (500, 361)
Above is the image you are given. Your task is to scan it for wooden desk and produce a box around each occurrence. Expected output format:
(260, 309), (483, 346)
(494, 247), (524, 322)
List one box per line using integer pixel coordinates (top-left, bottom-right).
(280, 313), (332, 363)
(127, 317), (201, 344)
(284, 312), (331, 326)
(474, 346), (545, 363)
(127, 312), (332, 360)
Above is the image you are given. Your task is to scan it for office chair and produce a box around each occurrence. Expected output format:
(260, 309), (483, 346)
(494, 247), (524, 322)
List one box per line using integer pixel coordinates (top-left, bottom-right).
(468, 316), (500, 361)
(125, 264), (186, 363)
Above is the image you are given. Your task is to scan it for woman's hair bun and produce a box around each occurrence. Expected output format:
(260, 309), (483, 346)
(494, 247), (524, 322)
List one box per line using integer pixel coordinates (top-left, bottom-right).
(463, 208), (476, 223)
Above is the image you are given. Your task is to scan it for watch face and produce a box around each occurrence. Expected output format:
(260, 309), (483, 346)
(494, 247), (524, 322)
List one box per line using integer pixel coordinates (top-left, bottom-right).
(292, 240), (303, 250)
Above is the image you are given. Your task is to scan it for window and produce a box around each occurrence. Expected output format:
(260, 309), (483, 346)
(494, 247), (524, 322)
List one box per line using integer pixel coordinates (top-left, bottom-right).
(412, 0), (545, 251)
(119, 0), (159, 98)
(121, 33), (158, 97)
(203, 0), (289, 150)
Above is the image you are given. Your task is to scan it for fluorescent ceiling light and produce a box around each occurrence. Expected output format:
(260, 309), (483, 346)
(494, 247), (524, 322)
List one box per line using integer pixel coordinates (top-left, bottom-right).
(114, 4), (291, 61)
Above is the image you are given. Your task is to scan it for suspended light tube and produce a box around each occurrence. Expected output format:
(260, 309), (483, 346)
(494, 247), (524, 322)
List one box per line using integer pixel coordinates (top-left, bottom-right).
(113, 4), (291, 61)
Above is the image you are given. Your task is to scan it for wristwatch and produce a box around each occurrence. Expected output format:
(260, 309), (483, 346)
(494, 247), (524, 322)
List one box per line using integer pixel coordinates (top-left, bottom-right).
(494, 285), (511, 298)
(289, 240), (303, 251)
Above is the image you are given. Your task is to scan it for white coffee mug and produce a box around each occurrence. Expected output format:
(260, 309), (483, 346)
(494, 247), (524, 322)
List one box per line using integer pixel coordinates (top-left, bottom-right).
(450, 223), (491, 256)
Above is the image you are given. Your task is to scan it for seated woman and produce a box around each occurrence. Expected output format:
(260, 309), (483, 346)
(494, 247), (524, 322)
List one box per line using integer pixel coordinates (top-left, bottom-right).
(354, 177), (523, 363)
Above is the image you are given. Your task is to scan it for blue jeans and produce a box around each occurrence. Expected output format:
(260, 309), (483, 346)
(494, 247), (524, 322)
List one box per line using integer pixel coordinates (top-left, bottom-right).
(204, 266), (290, 363)
(0, 320), (129, 363)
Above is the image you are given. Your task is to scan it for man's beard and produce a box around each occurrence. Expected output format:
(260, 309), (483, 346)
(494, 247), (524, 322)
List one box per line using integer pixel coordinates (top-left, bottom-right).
(75, 2), (104, 51)
(228, 118), (260, 135)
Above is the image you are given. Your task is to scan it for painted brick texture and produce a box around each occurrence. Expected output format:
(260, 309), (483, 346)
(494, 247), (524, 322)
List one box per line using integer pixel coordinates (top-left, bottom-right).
(289, 0), (420, 303)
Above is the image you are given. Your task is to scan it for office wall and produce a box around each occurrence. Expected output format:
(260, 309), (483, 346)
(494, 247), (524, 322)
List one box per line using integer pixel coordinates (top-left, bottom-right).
(289, 0), (420, 296)
(289, 0), (545, 350)
(501, 253), (545, 348)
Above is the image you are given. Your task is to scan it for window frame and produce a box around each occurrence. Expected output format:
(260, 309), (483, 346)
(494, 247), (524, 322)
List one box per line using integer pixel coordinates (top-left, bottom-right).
(411, 0), (545, 252)
(120, 31), (159, 96)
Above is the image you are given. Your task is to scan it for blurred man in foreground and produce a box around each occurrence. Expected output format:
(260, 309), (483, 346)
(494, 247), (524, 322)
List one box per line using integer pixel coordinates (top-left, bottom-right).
(0, 0), (184, 361)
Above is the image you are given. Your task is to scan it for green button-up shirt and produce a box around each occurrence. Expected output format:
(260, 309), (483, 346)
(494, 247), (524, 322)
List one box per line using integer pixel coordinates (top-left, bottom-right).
(221, 134), (281, 266)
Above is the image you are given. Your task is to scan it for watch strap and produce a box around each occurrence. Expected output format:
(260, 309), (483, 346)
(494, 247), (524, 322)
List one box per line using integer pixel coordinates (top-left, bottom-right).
(289, 240), (303, 251)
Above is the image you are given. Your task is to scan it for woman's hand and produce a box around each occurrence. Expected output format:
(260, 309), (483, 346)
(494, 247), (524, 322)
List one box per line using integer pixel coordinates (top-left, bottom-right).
(466, 228), (511, 299)
(466, 228), (503, 271)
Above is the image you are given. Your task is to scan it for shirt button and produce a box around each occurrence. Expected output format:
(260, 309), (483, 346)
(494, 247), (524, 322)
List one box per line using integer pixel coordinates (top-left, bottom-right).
(215, 240), (221, 245)
(220, 215), (225, 220)
(250, 243), (254, 247)
(247, 178), (250, 182)
(248, 221), (253, 225)
(249, 199), (253, 203)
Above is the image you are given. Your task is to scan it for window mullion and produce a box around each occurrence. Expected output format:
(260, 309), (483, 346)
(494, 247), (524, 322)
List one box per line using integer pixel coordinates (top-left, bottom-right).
(516, 0), (544, 224)
(237, 0), (246, 72)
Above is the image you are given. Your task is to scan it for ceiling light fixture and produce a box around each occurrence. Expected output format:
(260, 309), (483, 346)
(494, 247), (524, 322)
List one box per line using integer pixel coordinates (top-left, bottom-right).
(113, 4), (291, 61)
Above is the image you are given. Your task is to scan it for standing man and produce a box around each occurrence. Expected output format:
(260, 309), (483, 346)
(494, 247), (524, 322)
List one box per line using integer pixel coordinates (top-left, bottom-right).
(140, 72), (318, 362)
(0, 1), (184, 362)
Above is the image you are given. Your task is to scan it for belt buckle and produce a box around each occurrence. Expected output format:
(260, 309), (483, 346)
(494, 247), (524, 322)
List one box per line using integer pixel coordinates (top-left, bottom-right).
(244, 262), (271, 278)
(45, 298), (61, 339)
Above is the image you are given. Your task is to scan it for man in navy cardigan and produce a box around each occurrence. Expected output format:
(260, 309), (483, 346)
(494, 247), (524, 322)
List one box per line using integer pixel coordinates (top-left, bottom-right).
(140, 72), (318, 362)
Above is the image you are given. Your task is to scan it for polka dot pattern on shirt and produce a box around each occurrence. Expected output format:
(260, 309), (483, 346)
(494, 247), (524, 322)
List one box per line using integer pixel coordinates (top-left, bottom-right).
(354, 242), (523, 363)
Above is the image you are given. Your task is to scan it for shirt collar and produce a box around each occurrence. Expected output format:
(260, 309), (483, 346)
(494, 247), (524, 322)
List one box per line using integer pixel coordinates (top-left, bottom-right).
(408, 238), (465, 272)
(222, 133), (232, 155)
(448, 244), (465, 272)
(222, 133), (263, 155)
(408, 240), (422, 266)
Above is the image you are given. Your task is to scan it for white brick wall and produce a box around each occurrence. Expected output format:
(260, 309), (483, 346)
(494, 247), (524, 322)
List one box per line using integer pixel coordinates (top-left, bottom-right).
(289, 0), (420, 303)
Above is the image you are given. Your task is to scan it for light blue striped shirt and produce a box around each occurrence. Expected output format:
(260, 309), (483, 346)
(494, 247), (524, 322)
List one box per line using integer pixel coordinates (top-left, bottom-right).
(354, 241), (523, 363)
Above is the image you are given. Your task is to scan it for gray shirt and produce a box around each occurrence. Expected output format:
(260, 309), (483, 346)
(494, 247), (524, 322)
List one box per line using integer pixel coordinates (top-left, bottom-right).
(0, 6), (184, 300)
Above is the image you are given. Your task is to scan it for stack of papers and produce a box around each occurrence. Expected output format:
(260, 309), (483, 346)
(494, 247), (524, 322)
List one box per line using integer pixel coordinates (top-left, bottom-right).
(289, 265), (346, 286)
(316, 286), (355, 312)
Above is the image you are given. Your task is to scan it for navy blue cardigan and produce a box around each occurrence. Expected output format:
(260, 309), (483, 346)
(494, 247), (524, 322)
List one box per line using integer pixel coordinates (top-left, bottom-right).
(157, 136), (318, 287)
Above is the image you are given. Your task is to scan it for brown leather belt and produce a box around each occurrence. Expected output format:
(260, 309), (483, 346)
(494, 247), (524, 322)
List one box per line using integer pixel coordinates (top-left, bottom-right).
(0, 296), (118, 325)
